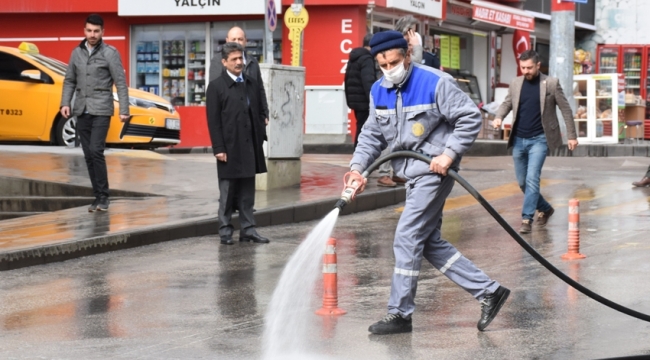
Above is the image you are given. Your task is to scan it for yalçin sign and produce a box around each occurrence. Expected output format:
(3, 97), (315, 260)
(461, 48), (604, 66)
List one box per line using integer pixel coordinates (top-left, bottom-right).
(118, 0), (281, 16)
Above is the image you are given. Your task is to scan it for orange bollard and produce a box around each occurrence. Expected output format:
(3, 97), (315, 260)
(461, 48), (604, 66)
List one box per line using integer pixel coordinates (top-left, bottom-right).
(561, 199), (586, 260)
(315, 238), (347, 316)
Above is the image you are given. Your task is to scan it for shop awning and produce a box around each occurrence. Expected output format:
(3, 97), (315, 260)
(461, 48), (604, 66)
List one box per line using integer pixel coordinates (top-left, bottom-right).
(470, 0), (534, 32)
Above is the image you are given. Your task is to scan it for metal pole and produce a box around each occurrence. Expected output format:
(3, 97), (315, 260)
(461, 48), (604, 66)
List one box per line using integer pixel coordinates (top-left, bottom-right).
(550, 0), (576, 141)
(264, 0), (273, 64)
(295, 0), (304, 66)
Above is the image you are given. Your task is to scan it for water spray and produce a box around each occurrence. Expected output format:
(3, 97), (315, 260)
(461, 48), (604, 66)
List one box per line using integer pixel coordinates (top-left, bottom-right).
(340, 150), (650, 324)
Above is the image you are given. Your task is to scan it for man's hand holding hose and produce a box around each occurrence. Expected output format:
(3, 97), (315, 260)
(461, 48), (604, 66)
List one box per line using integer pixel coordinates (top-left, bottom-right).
(345, 170), (367, 195)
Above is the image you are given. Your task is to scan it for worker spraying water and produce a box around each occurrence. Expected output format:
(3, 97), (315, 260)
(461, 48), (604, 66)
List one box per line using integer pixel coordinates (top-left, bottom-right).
(340, 31), (510, 335)
(264, 31), (650, 355)
(262, 33), (650, 356)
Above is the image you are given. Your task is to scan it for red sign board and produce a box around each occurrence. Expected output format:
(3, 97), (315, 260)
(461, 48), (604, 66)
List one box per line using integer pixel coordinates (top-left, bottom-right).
(450, 4), (472, 18)
(472, 4), (534, 31)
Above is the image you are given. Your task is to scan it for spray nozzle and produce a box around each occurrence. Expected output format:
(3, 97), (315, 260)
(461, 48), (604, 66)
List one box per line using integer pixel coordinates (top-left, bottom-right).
(335, 172), (365, 210)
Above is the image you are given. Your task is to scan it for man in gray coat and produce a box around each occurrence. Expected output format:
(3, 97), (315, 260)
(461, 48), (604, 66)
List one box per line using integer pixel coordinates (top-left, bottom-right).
(60, 14), (129, 212)
(349, 31), (509, 335)
(493, 50), (578, 234)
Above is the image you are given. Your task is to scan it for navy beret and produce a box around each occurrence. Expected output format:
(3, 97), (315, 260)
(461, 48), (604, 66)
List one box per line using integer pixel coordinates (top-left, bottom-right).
(369, 30), (408, 57)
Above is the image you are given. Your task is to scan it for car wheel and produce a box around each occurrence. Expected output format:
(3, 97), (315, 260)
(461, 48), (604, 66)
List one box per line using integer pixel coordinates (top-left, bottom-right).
(55, 116), (77, 146)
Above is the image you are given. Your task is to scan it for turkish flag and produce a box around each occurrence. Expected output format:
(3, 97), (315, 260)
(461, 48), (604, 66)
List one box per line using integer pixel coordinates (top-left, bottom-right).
(512, 30), (531, 76)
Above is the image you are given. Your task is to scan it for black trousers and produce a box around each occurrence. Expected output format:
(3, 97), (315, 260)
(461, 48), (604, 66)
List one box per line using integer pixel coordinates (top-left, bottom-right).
(77, 114), (111, 198)
(218, 177), (257, 238)
(353, 109), (369, 150)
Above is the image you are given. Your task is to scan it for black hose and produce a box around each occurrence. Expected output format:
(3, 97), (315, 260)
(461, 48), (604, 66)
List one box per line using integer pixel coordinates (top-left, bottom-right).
(361, 150), (650, 323)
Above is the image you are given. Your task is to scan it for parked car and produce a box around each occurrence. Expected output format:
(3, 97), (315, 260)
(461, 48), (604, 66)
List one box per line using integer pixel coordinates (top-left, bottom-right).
(0, 42), (181, 148)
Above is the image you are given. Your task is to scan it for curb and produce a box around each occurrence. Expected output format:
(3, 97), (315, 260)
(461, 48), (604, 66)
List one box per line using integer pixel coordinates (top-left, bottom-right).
(0, 187), (405, 271)
(156, 141), (650, 157)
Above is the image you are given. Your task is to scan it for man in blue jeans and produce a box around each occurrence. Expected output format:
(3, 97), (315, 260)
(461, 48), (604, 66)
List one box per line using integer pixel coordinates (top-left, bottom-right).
(493, 50), (578, 233)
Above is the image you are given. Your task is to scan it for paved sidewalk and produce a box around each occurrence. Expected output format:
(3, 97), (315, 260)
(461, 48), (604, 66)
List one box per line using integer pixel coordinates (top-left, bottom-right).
(0, 146), (404, 270)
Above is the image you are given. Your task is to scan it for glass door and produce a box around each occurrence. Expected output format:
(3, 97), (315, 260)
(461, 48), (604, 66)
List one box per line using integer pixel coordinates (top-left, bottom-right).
(573, 76), (588, 139)
(622, 46), (643, 96)
(161, 29), (187, 106)
(133, 25), (161, 96)
(645, 46), (650, 119)
(574, 74), (620, 144)
(597, 46), (619, 74)
(594, 76), (615, 140)
(187, 29), (207, 106)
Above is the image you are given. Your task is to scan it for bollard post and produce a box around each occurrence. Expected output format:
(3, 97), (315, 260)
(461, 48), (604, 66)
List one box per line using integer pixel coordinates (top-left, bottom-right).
(561, 198), (586, 260)
(315, 238), (346, 316)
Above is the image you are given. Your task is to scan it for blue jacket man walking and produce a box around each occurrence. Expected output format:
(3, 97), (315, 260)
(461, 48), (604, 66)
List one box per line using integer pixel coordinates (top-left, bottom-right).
(347, 31), (510, 335)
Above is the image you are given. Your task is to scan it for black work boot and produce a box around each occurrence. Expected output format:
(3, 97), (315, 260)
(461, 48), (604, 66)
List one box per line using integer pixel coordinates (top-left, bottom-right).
(477, 286), (510, 331)
(368, 313), (412, 335)
(88, 198), (100, 212)
(97, 196), (110, 212)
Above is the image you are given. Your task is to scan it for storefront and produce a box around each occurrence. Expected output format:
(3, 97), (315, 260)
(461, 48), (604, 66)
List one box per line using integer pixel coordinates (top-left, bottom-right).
(290, 0), (447, 140)
(0, 0), (283, 147)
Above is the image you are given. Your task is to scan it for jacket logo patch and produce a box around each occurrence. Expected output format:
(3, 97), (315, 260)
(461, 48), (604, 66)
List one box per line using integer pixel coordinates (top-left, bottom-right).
(412, 122), (425, 137)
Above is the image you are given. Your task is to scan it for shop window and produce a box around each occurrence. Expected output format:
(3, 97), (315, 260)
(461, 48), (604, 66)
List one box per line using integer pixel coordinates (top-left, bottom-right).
(133, 25), (161, 101)
(536, 42), (550, 75)
(523, 0), (594, 25)
(430, 31), (472, 73)
(575, 3), (595, 25)
(132, 23), (207, 107)
(186, 28), (207, 106)
(523, 0), (550, 15)
(210, 20), (283, 69)
(132, 21), (282, 107)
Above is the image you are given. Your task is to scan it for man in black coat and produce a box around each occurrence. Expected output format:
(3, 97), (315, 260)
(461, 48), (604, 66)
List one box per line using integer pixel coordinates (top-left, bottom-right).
(344, 33), (376, 149)
(206, 42), (269, 245)
(209, 26), (269, 126)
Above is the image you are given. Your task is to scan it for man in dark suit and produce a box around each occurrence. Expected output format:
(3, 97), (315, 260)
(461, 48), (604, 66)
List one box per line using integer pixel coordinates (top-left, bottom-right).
(493, 50), (578, 234)
(209, 26), (269, 126)
(206, 42), (269, 245)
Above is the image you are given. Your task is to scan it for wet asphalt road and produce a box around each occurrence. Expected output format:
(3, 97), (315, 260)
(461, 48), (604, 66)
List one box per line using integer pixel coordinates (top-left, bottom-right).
(1, 156), (650, 359)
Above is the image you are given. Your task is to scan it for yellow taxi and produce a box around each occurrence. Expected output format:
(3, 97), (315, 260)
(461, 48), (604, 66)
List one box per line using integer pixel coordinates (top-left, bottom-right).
(0, 42), (181, 148)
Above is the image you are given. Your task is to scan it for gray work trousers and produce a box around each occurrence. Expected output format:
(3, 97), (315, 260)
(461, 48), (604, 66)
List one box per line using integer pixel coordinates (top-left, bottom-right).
(378, 148), (392, 177)
(218, 177), (257, 239)
(388, 173), (500, 318)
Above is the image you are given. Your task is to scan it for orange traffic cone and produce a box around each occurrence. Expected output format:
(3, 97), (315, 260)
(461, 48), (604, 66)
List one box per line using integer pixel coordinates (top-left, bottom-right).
(315, 238), (346, 316)
(561, 199), (586, 260)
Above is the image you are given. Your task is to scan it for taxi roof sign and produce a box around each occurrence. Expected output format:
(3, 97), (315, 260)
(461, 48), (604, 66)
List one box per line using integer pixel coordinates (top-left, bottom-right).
(18, 42), (40, 54)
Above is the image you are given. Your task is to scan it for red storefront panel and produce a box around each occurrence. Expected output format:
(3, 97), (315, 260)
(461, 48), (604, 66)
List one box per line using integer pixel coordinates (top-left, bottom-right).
(175, 107), (211, 147)
(280, 4), (366, 138)
(0, 13), (130, 81)
(0, 0), (118, 13)
(281, 5), (366, 86)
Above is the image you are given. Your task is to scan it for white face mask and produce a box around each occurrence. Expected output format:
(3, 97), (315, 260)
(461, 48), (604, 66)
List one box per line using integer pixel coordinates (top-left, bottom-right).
(380, 61), (407, 84)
